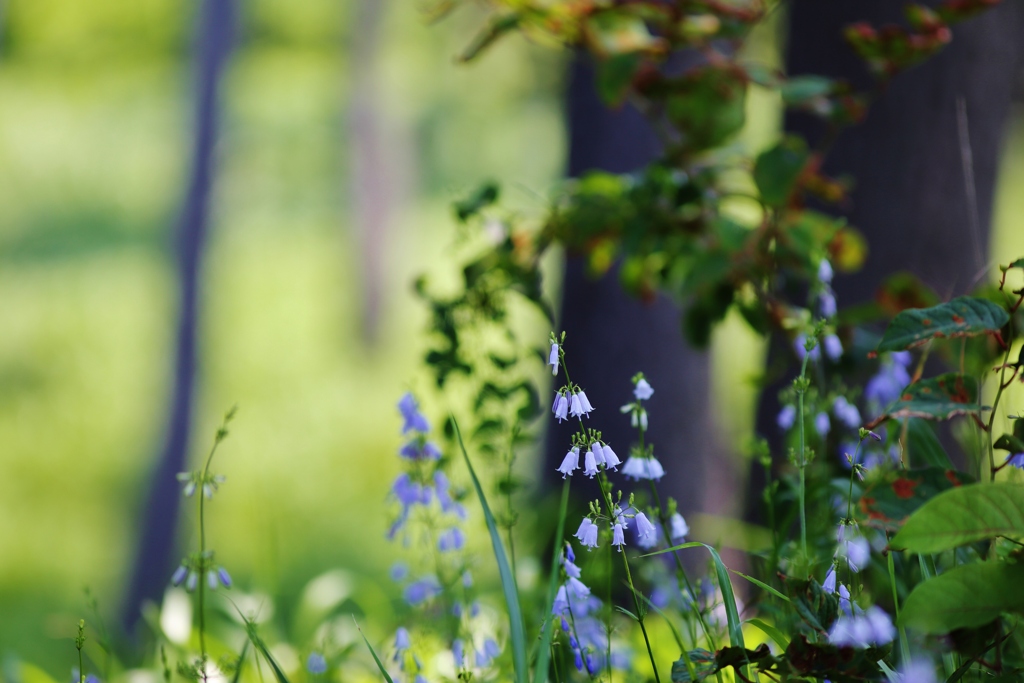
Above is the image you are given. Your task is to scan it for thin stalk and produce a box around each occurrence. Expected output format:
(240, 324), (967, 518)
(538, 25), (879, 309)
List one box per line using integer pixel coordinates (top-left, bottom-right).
(886, 543), (911, 666)
(986, 339), (1014, 482)
(796, 350), (811, 558)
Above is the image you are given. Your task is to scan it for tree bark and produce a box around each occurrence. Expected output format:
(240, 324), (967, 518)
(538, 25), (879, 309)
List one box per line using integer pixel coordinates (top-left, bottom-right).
(751, 1), (1024, 493)
(121, 0), (236, 632)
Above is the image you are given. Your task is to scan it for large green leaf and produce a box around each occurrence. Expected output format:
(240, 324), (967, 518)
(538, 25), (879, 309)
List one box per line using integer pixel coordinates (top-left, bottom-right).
(905, 418), (953, 468)
(453, 418), (527, 683)
(753, 136), (809, 207)
(890, 482), (1024, 553)
(871, 373), (982, 424)
(900, 561), (1024, 634)
(857, 466), (973, 533)
(877, 296), (1008, 352)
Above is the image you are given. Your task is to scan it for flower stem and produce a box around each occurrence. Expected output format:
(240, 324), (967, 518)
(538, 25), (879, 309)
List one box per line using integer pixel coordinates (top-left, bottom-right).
(796, 350), (811, 559)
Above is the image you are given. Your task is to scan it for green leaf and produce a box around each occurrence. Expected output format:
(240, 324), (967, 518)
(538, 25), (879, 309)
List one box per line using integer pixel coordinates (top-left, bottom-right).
(453, 418), (527, 683)
(243, 619), (292, 683)
(905, 418), (953, 468)
(597, 53), (643, 105)
(671, 649), (717, 683)
(753, 136), (809, 207)
(877, 296), (1009, 351)
(745, 618), (790, 651)
(900, 561), (1024, 633)
(453, 182), (500, 222)
(354, 618), (395, 683)
(231, 641), (250, 683)
(874, 373), (982, 423)
(458, 14), (521, 62)
(994, 417), (1024, 453)
(890, 482), (1024, 553)
(787, 579), (838, 633)
(857, 466), (973, 533)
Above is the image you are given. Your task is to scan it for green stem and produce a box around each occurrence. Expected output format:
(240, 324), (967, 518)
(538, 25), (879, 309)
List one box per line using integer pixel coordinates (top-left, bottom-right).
(796, 351), (811, 559)
(986, 339), (1014, 482)
(886, 542), (911, 667)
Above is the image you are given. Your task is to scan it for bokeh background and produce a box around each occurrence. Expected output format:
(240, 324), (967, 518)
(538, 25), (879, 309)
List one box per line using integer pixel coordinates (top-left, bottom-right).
(2, 0), (1024, 673)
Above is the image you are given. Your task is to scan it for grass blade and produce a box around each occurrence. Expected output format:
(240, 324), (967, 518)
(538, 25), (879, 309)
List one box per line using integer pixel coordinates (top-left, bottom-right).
(242, 619), (291, 683)
(729, 569), (790, 603)
(533, 477), (570, 683)
(354, 617), (395, 683)
(745, 618), (789, 651)
(230, 640), (250, 683)
(453, 417), (528, 683)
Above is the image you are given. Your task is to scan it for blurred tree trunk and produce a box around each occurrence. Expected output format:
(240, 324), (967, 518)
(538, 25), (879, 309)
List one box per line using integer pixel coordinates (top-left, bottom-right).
(544, 55), (735, 531)
(750, 1), (1024, 493)
(348, 0), (390, 345)
(122, 0), (236, 632)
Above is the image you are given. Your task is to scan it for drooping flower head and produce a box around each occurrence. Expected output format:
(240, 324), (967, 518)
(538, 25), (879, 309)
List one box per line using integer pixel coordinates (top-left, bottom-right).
(777, 404), (796, 431)
(557, 447), (580, 478)
(634, 512), (657, 543)
(307, 652), (328, 675)
(634, 378), (654, 401)
(823, 333), (843, 361)
(398, 393), (431, 434)
(548, 342), (559, 376)
(669, 512), (689, 541)
(621, 455), (665, 480)
(574, 517), (599, 550)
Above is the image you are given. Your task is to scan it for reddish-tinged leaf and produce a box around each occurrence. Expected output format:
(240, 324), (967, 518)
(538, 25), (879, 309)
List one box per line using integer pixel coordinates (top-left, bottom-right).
(877, 296), (1008, 352)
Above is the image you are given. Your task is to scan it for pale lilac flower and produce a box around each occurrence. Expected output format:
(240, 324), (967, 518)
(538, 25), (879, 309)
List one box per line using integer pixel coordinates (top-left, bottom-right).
(476, 638), (500, 668)
(639, 409), (649, 430)
(438, 528), (466, 552)
(462, 570), (473, 588)
(554, 394), (569, 422)
(185, 571), (198, 593)
(562, 556), (582, 579)
(578, 391), (594, 415)
(634, 512), (656, 542)
(1006, 452), (1024, 469)
(899, 658), (937, 683)
(621, 456), (665, 480)
(171, 565), (188, 586)
(548, 343), (559, 375)
(390, 563), (408, 581)
(395, 627), (411, 652)
(398, 393), (430, 434)
(452, 639), (465, 669)
(602, 444), (621, 470)
(866, 354), (912, 411)
(819, 290), (837, 318)
(575, 518), (599, 549)
(583, 449), (598, 477)
(823, 334), (843, 361)
(822, 567), (836, 593)
(818, 259), (834, 284)
(838, 584), (852, 615)
(307, 653), (327, 674)
(841, 532), (871, 572)
(815, 412), (831, 437)
(569, 393), (584, 419)
(415, 676), (429, 683)
(557, 447), (580, 478)
(828, 607), (894, 647)
(833, 396), (861, 430)
(404, 576), (441, 605)
(777, 405), (796, 431)
(567, 576), (591, 600)
(591, 442), (606, 466)
(670, 512), (689, 541)
(207, 570), (219, 590)
(634, 379), (654, 401)
(612, 523), (625, 551)
(635, 520), (661, 550)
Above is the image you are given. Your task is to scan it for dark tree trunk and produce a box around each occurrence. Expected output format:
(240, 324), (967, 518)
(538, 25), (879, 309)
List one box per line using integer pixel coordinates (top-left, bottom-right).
(751, 1), (1024, 492)
(121, 0), (236, 632)
(544, 55), (734, 529)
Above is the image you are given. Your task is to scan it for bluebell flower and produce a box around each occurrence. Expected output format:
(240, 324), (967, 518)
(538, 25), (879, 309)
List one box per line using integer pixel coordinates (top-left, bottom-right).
(1006, 452), (1024, 469)
(839, 529), (871, 572)
(574, 650), (584, 672)
(621, 455), (665, 480)
(639, 408), (648, 430)
(185, 571), (198, 593)
(553, 393), (569, 422)
(476, 638), (501, 667)
(548, 343), (559, 376)
(865, 354), (912, 411)
(635, 519), (661, 550)
(306, 652), (327, 674)
(899, 658), (937, 683)
(171, 565), (188, 586)
(394, 627), (411, 652)
(552, 585), (569, 615)
(398, 393), (430, 434)
(556, 447), (579, 478)
(217, 567), (232, 588)
(569, 393), (585, 419)
(404, 576), (441, 605)
(795, 334), (821, 362)
(823, 567), (836, 593)
(823, 334), (843, 361)
(400, 439), (442, 460)
(452, 639), (465, 669)
(392, 474), (427, 508)
(833, 396), (861, 430)
(562, 556), (582, 579)
(818, 259), (834, 284)
(565, 543), (575, 563)
(777, 404), (796, 431)
(574, 517), (599, 549)
(815, 412), (831, 437)
(414, 676), (430, 683)
(561, 617), (570, 632)
(634, 512), (656, 543)
(438, 528), (466, 552)
(390, 562), (408, 581)
(583, 449), (598, 477)
(611, 523), (625, 551)
(602, 444), (621, 470)
(819, 290), (837, 318)
(634, 379), (654, 401)
(670, 512), (689, 541)
(838, 584), (852, 616)
(434, 471), (467, 519)
(207, 570), (219, 590)
(462, 570), (473, 588)
(577, 391), (594, 415)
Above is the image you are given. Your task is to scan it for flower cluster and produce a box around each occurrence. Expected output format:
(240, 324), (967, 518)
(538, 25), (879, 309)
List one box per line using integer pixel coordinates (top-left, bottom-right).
(170, 554), (232, 593)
